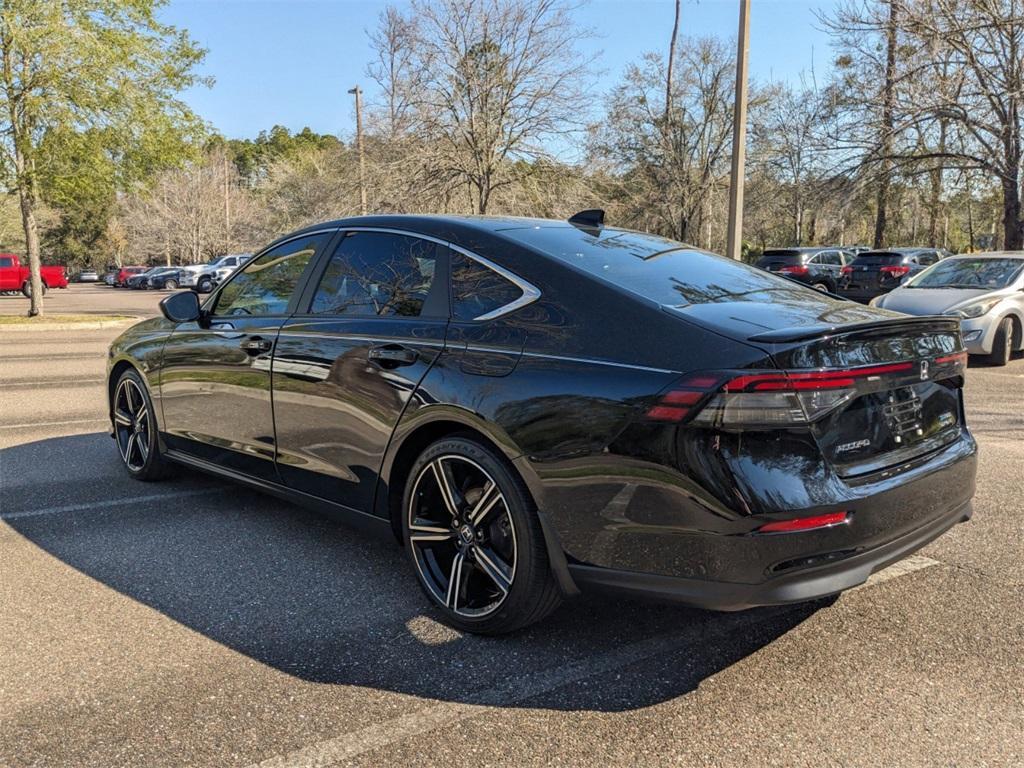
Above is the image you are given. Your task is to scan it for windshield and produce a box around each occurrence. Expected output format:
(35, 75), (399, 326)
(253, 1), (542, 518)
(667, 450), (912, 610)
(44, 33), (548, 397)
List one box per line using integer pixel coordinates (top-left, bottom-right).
(756, 250), (804, 266)
(500, 226), (819, 308)
(907, 257), (1024, 289)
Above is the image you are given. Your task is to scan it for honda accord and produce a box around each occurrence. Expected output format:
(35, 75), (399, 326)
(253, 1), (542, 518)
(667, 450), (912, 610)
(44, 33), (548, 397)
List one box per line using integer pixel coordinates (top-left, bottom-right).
(106, 212), (977, 634)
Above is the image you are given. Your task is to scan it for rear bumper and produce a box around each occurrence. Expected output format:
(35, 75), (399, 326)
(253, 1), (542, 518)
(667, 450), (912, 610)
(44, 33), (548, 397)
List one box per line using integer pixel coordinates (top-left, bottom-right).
(569, 498), (972, 610)
(839, 286), (889, 303)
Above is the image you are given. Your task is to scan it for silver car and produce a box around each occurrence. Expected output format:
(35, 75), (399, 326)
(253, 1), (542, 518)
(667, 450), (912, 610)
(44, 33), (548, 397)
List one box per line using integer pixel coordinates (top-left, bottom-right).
(872, 252), (1024, 365)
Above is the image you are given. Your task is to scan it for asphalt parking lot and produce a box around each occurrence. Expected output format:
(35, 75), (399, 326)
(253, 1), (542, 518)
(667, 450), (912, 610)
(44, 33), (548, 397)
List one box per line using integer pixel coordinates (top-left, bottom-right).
(1, 285), (1022, 767)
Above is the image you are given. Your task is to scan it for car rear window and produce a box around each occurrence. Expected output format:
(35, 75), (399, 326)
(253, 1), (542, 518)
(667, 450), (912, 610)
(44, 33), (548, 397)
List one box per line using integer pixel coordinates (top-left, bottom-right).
(756, 250), (804, 267)
(852, 253), (904, 266)
(499, 226), (809, 308)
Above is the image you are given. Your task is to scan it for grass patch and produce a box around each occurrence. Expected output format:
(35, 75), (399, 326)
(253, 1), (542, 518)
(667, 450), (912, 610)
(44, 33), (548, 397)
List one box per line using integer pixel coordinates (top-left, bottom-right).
(0, 313), (134, 324)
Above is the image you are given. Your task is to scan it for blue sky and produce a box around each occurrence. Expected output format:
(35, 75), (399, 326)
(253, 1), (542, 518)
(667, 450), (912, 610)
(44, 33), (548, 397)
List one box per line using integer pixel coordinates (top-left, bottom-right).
(162, 0), (833, 149)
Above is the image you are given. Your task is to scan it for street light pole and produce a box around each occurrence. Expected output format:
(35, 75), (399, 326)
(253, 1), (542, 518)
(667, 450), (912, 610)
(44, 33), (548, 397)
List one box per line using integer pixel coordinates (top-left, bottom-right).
(726, 0), (751, 261)
(348, 85), (368, 216)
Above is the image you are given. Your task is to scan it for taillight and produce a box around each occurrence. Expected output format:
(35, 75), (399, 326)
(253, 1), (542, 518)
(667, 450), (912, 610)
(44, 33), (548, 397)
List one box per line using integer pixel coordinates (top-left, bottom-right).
(778, 265), (809, 276)
(648, 362), (918, 428)
(880, 265), (910, 278)
(646, 373), (723, 422)
(840, 266), (853, 275)
(648, 356), (962, 429)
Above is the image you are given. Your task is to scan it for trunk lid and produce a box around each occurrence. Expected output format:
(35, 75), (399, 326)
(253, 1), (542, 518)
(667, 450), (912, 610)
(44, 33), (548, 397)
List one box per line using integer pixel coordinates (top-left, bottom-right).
(758, 317), (965, 477)
(666, 301), (965, 476)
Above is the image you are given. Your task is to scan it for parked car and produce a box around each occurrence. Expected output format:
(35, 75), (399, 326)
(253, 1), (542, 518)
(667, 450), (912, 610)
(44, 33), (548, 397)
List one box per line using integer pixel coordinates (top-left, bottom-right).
(77, 269), (100, 283)
(177, 264), (216, 293)
(114, 266), (147, 287)
(125, 268), (163, 289)
(0, 253), (68, 296)
(871, 252), (1024, 365)
(107, 213), (977, 634)
(754, 247), (851, 292)
(208, 253), (254, 287)
(145, 267), (186, 290)
(839, 248), (947, 302)
(103, 271), (118, 286)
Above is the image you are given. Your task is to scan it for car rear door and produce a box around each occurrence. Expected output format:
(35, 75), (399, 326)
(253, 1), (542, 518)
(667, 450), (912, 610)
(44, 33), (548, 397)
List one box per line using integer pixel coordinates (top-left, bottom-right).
(271, 229), (449, 512)
(159, 231), (333, 480)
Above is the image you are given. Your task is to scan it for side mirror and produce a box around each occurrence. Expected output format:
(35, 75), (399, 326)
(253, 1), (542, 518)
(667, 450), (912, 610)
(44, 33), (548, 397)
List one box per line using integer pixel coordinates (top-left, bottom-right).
(160, 290), (202, 323)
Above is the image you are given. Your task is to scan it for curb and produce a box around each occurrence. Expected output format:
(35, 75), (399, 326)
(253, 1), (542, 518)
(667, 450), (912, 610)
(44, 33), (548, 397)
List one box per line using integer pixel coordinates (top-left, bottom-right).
(0, 318), (139, 333)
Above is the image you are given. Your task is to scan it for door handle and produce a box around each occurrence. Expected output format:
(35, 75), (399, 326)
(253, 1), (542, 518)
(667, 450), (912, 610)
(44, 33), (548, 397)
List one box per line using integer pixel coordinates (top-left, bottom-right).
(368, 345), (418, 367)
(240, 337), (273, 355)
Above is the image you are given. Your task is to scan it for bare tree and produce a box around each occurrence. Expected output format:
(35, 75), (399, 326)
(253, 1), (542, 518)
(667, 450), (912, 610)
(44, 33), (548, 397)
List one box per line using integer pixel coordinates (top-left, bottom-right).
(900, 0), (1023, 249)
(366, 6), (421, 138)
(750, 77), (831, 245)
(591, 38), (738, 243)
(370, 0), (595, 214)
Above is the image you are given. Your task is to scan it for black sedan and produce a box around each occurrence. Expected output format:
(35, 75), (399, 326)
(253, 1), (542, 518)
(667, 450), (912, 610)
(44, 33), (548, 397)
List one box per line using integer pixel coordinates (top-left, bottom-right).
(839, 248), (946, 302)
(106, 213), (977, 634)
(145, 268), (186, 290)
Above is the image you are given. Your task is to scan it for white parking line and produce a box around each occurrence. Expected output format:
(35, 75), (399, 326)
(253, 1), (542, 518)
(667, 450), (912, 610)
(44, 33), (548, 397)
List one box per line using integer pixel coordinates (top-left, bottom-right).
(0, 488), (220, 521)
(849, 554), (941, 591)
(249, 554), (948, 768)
(248, 612), (748, 768)
(0, 417), (107, 430)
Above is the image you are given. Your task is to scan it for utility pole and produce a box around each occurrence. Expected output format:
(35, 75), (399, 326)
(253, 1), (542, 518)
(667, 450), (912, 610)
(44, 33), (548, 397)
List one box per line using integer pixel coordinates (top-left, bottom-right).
(726, 0), (751, 261)
(223, 152), (231, 251)
(349, 85), (368, 215)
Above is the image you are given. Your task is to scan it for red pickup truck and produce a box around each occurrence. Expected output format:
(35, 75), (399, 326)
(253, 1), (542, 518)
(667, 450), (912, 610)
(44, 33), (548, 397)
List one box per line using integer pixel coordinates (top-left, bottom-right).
(0, 253), (68, 296)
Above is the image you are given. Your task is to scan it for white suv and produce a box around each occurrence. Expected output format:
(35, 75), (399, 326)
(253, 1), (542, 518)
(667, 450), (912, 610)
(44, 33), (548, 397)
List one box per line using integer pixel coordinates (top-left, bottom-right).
(181, 254), (253, 293)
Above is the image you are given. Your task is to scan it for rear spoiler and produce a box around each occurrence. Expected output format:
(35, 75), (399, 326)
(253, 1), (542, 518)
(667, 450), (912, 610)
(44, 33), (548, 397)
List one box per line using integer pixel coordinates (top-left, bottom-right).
(747, 315), (960, 343)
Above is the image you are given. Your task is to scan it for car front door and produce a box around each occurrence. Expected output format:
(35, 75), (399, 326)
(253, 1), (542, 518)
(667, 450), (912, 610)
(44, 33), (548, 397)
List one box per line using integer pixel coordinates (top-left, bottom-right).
(158, 231), (333, 480)
(272, 229), (449, 512)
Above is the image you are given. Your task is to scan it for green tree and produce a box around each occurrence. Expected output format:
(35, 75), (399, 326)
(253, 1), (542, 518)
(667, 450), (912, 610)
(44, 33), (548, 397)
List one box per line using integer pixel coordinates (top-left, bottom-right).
(0, 0), (206, 315)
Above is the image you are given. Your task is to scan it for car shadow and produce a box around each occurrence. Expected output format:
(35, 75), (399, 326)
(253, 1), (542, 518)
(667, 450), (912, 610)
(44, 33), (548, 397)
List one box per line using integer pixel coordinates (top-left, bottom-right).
(2, 432), (828, 713)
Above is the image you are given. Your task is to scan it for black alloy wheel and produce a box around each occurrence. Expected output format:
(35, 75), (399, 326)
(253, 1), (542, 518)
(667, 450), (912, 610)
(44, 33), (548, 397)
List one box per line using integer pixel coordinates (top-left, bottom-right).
(112, 369), (171, 480)
(403, 437), (561, 634)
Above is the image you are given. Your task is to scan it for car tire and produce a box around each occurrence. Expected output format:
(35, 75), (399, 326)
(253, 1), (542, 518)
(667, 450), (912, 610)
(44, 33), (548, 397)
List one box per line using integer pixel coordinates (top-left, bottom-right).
(402, 436), (562, 634)
(21, 281), (46, 298)
(985, 317), (1013, 367)
(197, 276), (212, 293)
(811, 282), (830, 292)
(165, 279), (178, 290)
(112, 368), (173, 481)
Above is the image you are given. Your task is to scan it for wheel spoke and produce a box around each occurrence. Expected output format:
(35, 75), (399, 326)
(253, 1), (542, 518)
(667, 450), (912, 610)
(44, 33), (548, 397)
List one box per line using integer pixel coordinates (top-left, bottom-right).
(473, 544), (512, 595)
(445, 552), (466, 610)
(409, 522), (454, 544)
(123, 382), (137, 413)
(467, 481), (503, 526)
(430, 458), (461, 518)
(113, 408), (132, 427)
(124, 432), (137, 466)
(136, 432), (149, 462)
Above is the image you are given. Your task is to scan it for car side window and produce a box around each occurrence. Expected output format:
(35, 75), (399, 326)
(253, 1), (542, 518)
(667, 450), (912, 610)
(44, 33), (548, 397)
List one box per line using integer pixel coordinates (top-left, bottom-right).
(0, 257), (12, 268)
(450, 251), (524, 321)
(214, 233), (328, 316)
(310, 232), (438, 317)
